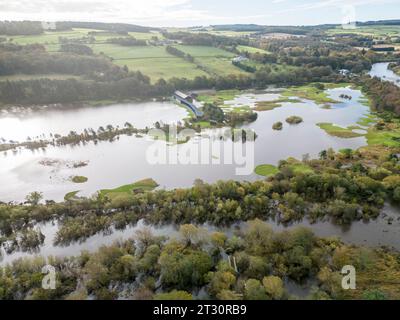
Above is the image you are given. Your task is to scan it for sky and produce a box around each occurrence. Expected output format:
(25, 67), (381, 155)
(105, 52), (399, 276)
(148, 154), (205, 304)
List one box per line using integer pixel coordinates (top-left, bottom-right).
(0, 0), (399, 27)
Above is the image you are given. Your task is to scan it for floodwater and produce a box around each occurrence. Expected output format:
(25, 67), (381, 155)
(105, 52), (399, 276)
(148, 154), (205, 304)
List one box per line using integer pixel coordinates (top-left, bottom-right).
(369, 62), (400, 87)
(1, 203), (399, 266)
(0, 63), (399, 266)
(0, 101), (189, 142)
(0, 86), (369, 202)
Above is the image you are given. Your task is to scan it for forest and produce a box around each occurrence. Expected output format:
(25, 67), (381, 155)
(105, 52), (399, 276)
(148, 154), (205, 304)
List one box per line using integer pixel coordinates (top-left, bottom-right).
(1, 220), (399, 300)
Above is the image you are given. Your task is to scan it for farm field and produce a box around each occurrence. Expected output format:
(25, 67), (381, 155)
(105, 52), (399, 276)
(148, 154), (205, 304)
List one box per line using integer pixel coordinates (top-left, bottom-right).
(326, 25), (400, 37)
(7, 29), (94, 45)
(176, 45), (247, 77)
(90, 44), (208, 80)
(90, 43), (246, 80)
(174, 45), (235, 58)
(0, 74), (81, 82)
(2, 27), (249, 81)
(237, 45), (271, 54)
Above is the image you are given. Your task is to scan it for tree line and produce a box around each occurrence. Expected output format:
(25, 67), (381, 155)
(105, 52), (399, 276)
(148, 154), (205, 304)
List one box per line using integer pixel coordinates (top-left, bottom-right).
(0, 21), (43, 36)
(0, 220), (398, 300)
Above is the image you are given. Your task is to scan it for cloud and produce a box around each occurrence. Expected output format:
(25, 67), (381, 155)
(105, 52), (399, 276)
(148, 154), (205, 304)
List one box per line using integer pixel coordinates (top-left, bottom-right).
(0, 0), (207, 25)
(0, 0), (398, 27)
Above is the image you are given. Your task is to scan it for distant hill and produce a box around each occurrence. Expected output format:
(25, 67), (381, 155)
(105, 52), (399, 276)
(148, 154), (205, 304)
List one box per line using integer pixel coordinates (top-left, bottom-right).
(211, 24), (266, 32)
(357, 19), (400, 26)
(56, 21), (158, 33)
(210, 19), (400, 35)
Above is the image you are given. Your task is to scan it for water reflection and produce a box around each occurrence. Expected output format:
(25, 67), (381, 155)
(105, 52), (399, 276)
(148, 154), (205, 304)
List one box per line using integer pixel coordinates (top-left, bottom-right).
(1, 203), (399, 266)
(369, 62), (400, 87)
(0, 87), (369, 202)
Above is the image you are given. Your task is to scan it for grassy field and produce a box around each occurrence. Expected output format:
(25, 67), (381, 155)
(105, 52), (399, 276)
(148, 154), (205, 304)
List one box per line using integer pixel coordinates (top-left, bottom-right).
(0, 74), (81, 82)
(90, 44), (208, 81)
(254, 98), (302, 111)
(8, 29), (95, 46)
(100, 178), (159, 199)
(237, 45), (270, 55)
(175, 45), (235, 58)
(326, 25), (400, 37)
(3, 28), (251, 81)
(89, 43), (245, 81)
(176, 45), (246, 77)
(317, 123), (365, 138)
(282, 84), (340, 105)
(197, 90), (241, 105)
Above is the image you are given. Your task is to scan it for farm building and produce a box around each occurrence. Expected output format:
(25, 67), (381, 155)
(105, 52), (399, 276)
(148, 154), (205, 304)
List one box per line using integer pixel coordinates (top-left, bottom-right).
(174, 91), (193, 103)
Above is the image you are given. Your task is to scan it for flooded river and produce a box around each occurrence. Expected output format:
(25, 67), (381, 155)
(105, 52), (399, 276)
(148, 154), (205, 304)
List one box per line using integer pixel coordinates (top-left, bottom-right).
(0, 63), (399, 265)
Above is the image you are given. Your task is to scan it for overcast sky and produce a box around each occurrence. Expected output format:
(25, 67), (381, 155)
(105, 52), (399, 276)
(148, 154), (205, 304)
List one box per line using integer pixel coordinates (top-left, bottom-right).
(0, 0), (399, 27)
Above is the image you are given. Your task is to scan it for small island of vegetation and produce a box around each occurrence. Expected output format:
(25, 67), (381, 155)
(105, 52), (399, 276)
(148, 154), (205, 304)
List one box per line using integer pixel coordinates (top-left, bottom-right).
(286, 116), (303, 125)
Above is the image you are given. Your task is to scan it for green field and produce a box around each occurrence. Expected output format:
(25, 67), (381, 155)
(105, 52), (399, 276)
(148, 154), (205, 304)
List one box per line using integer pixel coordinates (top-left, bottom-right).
(2, 27), (275, 83)
(176, 45), (246, 77)
(175, 45), (235, 58)
(8, 29), (94, 45)
(237, 45), (270, 55)
(326, 25), (400, 37)
(100, 178), (159, 199)
(3, 27), (251, 82)
(91, 44), (208, 81)
(282, 84), (340, 105)
(0, 74), (81, 82)
(317, 123), (365, 138)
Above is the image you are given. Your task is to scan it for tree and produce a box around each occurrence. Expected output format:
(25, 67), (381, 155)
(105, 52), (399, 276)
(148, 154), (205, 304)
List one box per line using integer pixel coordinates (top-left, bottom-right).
(217, 290), (242, 300)
(25, 192), (43, 206)
(262, 276), (285, 300)
(244, 279), (268, 300)
(207, 271), (236, 297)
(179, 224), (207, 247)
(159, 245), (213, 289)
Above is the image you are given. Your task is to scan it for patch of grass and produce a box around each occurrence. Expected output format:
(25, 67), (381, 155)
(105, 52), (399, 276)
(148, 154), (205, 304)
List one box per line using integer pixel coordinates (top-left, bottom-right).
(255, 164), (279, 177)
(8, 29), (93, 46)
(326, 25), (400, 37)
(237, 45), (271, 55)
(0, 74), (81, 82)
(64, 191), (80, 201)
(100, 178), (159, 199)
(290, 163), (314, 174)
(71, 176), (88, 184)
(254, 98), (302, 111)
(223, 105), (252, 114)
(195, 121), (213, 128)
(282, 84), (339, 105)
(197, 90), (240, 105)
(317, 123), (365, 138)
(366, 129), (400, 147)
(195, 56), (248, 76)
(357, 114), (378, 127)
(175, 45), (235, 58)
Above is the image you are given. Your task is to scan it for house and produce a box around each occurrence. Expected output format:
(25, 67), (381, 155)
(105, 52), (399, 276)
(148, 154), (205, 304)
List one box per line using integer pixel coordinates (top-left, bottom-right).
(233, 56), (248, 63)
(173, 91), (203, 117)
(174, 91), (193, 103)
(339, 69), (350, 76)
